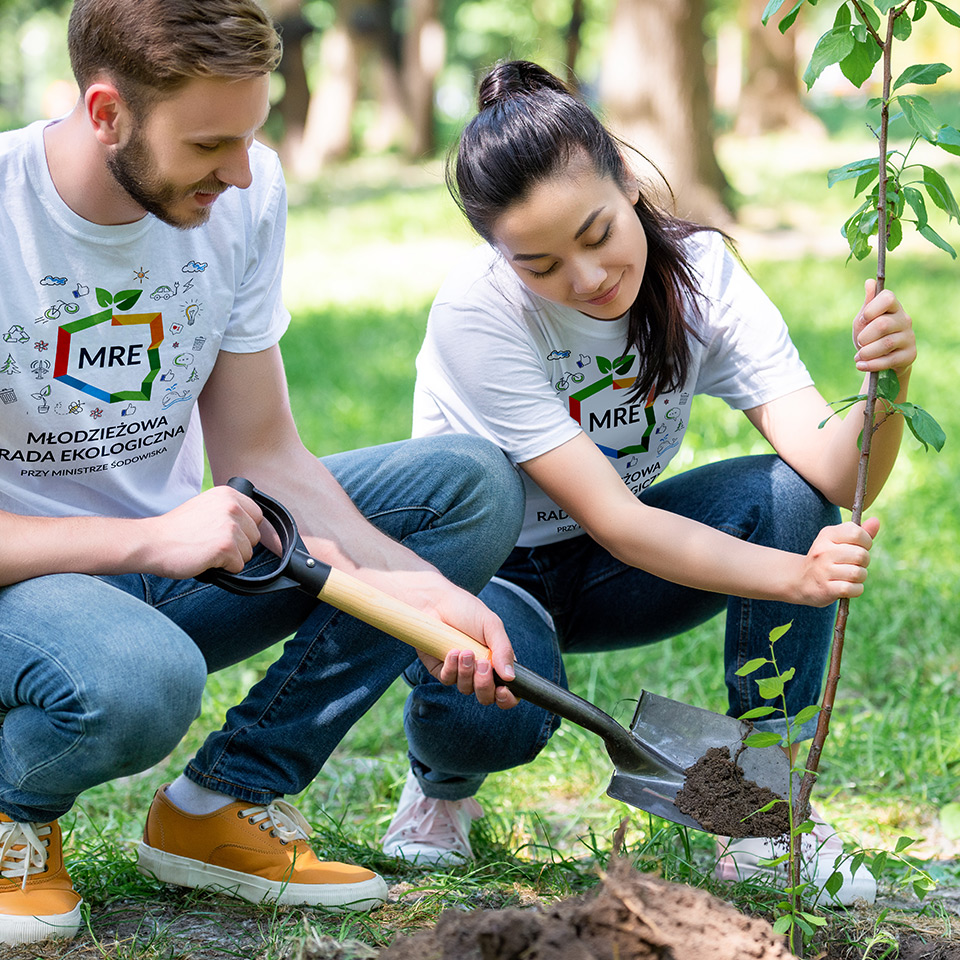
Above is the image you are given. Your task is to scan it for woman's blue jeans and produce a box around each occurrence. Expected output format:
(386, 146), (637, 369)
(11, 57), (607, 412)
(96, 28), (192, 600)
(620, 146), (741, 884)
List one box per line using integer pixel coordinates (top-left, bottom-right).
(403, 454), (841, 800)
(0, 435), (524, 823)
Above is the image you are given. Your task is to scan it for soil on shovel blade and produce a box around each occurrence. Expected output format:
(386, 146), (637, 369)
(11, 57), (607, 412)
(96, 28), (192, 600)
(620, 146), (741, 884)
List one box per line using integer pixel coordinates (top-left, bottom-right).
(380, 856), (796, 960)
(674, 745), (795, 837)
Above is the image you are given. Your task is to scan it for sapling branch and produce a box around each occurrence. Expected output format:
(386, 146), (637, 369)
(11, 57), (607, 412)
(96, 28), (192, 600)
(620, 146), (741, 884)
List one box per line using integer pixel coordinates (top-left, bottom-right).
(794, 7), (895, 822)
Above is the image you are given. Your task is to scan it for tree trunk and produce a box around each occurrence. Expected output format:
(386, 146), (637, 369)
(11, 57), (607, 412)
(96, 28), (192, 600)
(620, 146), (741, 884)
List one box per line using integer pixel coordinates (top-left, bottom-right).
(599, 0), (731, 226)
(294, 0), (371, 178)
(267, 0), (315, 168)
(397, 0), (443, 158)
(566, 0), (586, 87)
(735, 0), (824, 136)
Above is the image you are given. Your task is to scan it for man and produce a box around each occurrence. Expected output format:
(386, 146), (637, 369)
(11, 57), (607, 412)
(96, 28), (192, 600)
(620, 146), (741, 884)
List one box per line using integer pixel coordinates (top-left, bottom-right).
(0, 0), (522, 945)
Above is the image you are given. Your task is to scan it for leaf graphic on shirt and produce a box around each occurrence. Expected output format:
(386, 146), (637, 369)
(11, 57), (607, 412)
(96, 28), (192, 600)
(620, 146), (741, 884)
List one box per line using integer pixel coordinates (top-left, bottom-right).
(613, 355), (636, 376)
(114, 290), (143, 311)
(597, 356), (612, 373)
(96, 287), (114, 308)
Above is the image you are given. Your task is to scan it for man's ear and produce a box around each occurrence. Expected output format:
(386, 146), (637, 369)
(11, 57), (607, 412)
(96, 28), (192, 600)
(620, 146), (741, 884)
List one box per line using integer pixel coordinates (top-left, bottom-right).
(84, 82), (129, 146)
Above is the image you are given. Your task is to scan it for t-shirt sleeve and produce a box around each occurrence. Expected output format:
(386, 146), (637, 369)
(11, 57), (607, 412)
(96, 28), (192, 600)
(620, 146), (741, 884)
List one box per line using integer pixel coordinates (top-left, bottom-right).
(413, 285), (581, 465)
(692, 236), (813, 409)
(219, 147), (291, 353)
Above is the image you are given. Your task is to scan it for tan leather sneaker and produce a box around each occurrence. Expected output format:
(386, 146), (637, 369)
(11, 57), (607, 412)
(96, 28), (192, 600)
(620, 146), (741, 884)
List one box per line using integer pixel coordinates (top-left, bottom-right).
(136, 785), (387, 911)
(0, 814), (83, 945)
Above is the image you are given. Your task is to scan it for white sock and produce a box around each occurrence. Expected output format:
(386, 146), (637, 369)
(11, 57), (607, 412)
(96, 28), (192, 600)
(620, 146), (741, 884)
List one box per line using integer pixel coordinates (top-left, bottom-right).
(164, 774), (235, 815)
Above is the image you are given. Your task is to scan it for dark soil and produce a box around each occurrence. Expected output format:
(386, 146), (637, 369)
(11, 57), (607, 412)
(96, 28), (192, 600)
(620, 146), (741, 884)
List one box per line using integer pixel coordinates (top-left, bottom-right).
(674, 745), (794, 837)
(897, 935), (960, 960)
(380, 857), (797, 960)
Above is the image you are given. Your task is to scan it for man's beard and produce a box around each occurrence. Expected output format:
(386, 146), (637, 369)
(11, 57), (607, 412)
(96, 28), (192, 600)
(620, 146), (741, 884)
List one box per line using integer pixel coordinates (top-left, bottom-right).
(106, 129), (224, 230)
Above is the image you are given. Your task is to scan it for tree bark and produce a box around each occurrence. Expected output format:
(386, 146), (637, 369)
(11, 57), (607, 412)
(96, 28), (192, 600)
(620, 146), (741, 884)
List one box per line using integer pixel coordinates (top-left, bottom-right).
(735, 0), (824, 136)
(599, 0), (731, 226)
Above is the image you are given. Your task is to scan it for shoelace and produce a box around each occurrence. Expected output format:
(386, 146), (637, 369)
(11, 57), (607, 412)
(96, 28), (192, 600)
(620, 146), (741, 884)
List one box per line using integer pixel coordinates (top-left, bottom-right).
(238, 799), (312, 843)
(0, 820), (50, 890)
(395, 795), (482, 850)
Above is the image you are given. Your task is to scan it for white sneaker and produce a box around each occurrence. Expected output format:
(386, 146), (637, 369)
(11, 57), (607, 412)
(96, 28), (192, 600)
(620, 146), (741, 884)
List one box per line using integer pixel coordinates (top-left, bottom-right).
(382, 774), (483, 867)
(715, 809), (877, 906)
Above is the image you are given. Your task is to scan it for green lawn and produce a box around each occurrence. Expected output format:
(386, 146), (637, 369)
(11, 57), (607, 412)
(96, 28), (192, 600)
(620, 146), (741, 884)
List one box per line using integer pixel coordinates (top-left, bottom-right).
(57, 133), (960, 958)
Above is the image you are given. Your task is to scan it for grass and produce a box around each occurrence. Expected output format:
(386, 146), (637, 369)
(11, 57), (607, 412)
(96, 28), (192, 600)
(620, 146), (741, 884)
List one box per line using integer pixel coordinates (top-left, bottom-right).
(22, 123), (960, 958)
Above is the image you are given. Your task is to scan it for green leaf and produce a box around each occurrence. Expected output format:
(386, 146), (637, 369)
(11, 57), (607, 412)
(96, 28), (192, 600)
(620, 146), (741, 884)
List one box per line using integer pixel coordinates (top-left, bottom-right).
(851, 851), (866, 876)
(736, 657), (769, 676)
(780, 666), (796, 683)
(834, 3), (851, 26)
(803, 27), (856, 89)
(799, 912), (828, 927)
(914, 0), (928, 18)
(903, 185), (929, 228)
(899, 95), (942, 141)
(828, 157), (879, 187)
(895, 836), (916, 854)
(740, 705), (777, 720)
(745, 731), (783, 748)
(893, 13), (913, 39)
(840, 38), (883, 88)
(893, 62), (952, 90)
(887, 215), (903, 250)
(596, 356), (611, 374)
(877, 369), (901, 403)
(779, 2), (805, 31)
(918, 223), (957, 258)
(95, 287), (114, 308)
(761, 0), (789, 24)
(935, 124), (960, 156)
(900, 401), (947, 451)
(853, 2), (882, 29)
(772, 915), (794, 935)
(757, 675), (786, 699)
(794, 704), (820, 726)
(875, 0), (900, 11)
(769, 622), (793, 643)
(930, 0), (960, 27)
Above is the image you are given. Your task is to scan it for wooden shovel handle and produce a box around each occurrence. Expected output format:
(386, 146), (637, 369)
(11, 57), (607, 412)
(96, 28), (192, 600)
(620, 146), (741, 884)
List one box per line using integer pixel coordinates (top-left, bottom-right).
(322, 567), (494, 663)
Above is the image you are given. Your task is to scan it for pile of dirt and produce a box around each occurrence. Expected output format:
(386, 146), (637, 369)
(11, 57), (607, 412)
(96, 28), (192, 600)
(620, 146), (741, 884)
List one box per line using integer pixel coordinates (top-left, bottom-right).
(674, 745), (795, 837)
(379, 857), (796, 960)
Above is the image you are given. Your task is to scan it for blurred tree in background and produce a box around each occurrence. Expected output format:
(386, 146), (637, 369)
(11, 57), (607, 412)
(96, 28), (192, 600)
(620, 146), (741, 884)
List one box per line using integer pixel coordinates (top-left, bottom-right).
(1, 0), (957, 220)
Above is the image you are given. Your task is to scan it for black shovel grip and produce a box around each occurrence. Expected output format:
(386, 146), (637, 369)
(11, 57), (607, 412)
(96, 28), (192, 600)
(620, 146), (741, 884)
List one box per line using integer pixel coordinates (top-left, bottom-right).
(196, 477), (330, 596)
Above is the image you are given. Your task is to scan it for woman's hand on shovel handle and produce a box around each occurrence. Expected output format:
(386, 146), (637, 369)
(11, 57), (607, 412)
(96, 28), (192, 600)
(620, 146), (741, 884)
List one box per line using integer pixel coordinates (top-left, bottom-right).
(416, 594), (519, 709)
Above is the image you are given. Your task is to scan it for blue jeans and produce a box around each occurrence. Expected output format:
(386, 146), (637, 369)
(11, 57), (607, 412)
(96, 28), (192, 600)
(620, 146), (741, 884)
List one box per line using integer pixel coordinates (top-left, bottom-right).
(0, 435), (524, 822)
(403, 455), (841, 800)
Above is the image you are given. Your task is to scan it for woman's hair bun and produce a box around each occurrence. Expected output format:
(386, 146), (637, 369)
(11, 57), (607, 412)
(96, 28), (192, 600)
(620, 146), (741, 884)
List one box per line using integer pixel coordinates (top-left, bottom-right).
(477, 59), (569, 111)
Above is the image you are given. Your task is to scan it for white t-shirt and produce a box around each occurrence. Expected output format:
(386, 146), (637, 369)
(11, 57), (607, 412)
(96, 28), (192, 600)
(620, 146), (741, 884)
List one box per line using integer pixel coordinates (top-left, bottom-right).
(0, 119), (289, 520)
(413, 231), (813, 547)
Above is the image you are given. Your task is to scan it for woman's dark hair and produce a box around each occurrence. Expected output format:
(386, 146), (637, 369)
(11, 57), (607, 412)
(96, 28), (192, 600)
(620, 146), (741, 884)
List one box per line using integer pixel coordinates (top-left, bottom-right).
(448, 60), (712, 405)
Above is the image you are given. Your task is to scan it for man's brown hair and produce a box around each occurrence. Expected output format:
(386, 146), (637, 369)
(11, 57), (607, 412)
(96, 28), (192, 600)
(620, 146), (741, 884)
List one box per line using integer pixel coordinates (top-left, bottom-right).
(68, 0), (282, 114)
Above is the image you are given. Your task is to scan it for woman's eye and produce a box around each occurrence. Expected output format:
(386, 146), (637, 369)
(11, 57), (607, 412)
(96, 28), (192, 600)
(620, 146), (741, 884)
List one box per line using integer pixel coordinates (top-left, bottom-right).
(529, 263), (559, 278)
(588, 227), (612, 248)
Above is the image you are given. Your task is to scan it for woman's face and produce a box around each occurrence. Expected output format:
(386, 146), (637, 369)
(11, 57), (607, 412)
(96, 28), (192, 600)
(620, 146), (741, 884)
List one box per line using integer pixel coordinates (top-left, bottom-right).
(491, 155), (648, 320)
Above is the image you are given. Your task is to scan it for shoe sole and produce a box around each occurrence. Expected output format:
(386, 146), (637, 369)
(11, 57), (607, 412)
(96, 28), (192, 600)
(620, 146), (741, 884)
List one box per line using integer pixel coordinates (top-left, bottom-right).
(0, 903), (83, 944)
(715, 861), (877, 907)
(136, 843), (387, 912)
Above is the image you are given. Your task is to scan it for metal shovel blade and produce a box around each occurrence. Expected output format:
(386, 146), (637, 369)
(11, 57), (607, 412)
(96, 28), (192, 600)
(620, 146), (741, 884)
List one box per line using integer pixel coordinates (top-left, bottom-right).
(606, 690), (793, 830)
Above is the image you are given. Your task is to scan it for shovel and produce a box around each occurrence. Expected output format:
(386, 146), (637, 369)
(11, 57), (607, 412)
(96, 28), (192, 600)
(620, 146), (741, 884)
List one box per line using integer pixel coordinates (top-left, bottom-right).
(200, 478), (792, 834)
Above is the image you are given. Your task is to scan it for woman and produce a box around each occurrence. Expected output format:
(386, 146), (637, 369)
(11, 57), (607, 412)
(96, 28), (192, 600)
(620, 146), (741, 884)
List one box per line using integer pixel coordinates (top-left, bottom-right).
(381, 61), (915, 905)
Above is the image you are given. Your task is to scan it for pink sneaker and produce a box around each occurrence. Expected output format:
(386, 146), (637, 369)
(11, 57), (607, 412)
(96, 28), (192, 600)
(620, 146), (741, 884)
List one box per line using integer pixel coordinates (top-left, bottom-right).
(382, 775), (483, 867)
(715, 809), (877, 906)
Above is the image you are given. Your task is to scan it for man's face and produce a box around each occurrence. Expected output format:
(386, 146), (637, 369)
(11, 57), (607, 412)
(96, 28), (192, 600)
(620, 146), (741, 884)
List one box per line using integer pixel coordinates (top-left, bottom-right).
(107, 74), (271, 229)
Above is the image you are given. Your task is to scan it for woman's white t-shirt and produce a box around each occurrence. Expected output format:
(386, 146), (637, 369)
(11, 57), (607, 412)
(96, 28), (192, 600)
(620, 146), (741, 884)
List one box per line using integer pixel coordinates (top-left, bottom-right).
(413, 231), (812, 547)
